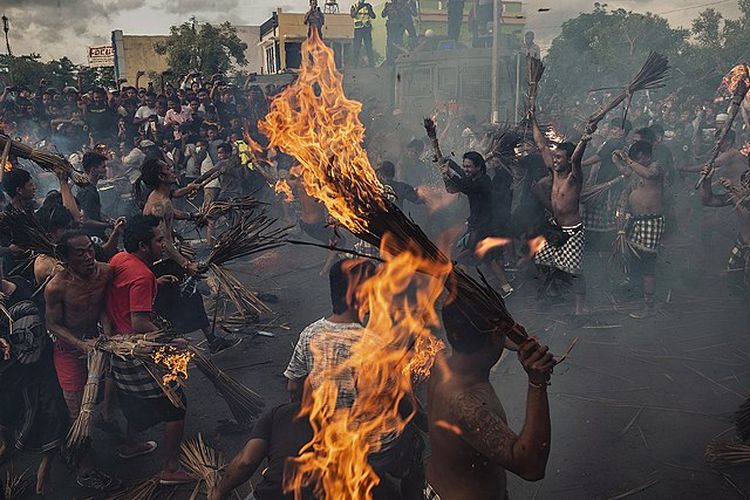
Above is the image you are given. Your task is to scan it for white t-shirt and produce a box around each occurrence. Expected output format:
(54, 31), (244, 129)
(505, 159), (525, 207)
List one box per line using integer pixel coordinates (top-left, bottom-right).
(201, 155), (219, 189)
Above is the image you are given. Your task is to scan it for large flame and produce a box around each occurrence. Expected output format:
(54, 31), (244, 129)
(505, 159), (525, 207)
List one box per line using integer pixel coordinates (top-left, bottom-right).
(283, 236), (450, 499)
(275, 178), (294, 202)
(152, 347), (193, 385)
(261, 31), (452, 499)
(722, 64), (750, 93)
(259, 30), (385, 233)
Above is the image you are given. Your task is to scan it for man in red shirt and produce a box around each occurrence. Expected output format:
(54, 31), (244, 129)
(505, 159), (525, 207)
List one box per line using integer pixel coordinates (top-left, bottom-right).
(106, 214), (193, 485)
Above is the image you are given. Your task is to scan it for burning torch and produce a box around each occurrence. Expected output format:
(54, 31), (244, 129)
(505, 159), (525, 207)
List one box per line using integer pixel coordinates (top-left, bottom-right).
(695, 64), (750, 190)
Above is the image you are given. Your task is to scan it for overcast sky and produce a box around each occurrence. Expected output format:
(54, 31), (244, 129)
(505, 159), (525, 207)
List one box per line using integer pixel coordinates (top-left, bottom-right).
(2, 0), (743, 63)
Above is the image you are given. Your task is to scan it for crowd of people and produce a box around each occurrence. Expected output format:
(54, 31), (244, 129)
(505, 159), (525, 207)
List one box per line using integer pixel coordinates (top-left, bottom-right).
(0, 29), (749, 500)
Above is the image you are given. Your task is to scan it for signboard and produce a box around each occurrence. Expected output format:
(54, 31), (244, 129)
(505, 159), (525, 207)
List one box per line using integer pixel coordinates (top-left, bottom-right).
(88, 45), (115, 68)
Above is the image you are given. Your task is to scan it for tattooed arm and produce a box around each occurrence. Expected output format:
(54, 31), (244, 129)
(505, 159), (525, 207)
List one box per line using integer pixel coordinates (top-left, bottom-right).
(450, 343), (552, 481)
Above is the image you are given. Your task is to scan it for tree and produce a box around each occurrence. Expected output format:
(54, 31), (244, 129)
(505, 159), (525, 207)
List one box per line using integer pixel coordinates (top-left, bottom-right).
(155, 20), (248, 77)
(542, 5), (688, 108)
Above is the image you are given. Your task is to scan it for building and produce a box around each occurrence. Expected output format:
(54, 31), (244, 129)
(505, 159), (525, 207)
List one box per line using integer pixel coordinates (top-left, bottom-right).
(111, 30), (170, 87)
(234, 25), (264, 75)
(259, 9), (354, 74)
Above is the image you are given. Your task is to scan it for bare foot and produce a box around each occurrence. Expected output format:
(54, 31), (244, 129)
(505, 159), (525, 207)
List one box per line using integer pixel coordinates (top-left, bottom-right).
(36, 453), (53, 495)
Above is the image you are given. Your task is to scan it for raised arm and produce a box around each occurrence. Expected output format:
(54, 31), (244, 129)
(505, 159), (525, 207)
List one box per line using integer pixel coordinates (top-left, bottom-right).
(55, 168), (83, 224)
(145, 200), (191, 270)
(570, 134), (592, 179)
(450, 341), (552, 481)
(531, 117), (554, 171)
(701, 166), (733, 207)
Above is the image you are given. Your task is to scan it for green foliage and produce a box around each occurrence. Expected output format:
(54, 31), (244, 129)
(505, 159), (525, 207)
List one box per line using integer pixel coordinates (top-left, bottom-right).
(155, 21), (248, 77)
(0, 54), (116, 92)
(542, 2), (750, 107)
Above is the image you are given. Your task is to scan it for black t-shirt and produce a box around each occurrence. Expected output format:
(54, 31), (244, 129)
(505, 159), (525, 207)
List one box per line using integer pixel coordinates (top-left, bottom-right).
(85, 103), (117, 140)
(491, 167), (512, 230)
(596, 137), (627, 183)
(76, 183), (105, 238)
(444, 164), (494, 232)
(250, 402), (314, 500)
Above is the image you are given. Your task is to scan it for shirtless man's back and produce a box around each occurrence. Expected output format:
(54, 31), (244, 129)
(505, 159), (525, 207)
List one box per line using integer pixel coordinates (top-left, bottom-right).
(425, 301), (553, 500)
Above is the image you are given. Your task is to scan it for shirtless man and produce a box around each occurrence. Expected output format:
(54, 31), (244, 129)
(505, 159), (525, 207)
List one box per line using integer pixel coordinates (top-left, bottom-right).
(44, 230), (119, 491)
(531, 115), (591, 317)
(138, 158), (236, 352)
(701, 165), (750, 307)
(612, 141), (665, 318)
(426, 300), (552, 500)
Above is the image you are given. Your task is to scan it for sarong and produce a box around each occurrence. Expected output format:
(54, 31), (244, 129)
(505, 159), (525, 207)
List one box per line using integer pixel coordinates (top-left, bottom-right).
(626, 213), (665, 254)
(534, 222), (585, 275)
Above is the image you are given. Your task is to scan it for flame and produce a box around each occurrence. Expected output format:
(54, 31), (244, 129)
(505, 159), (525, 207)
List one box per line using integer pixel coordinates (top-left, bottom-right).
(3, 160), (11, 172)
(259, 30), (385, 233)
(741, 143), (750, 157)
(152, 347), (193, 385)
(275, 178), (294, 202)
(415, 184), (458, 214)
(722, 64), (750, 93)
(283, 236), (450, 500)
(435, 419), (463, 436)
(475, 237), (512, 259)
(528, 236), (547, 256)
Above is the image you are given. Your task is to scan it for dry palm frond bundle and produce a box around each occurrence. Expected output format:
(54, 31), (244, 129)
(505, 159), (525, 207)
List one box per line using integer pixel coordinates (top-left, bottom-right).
(581, 175), (627, 205)
(190, 347), (265, 426)
(423, 117), (444, 162)
(0, 291), (12, 334)
(180, 434), (224, 493)
(588, 52), (670, 128)
(65, 349), (106, 462)
(3, 466), (31, 500)
(0, 134), (85, 185)
(105, 477), (160, 500)
(210, 264), (271, 318)
(194, 194), (264, 228)
(202, 212), (289, 270)
(611, 229), (640, 276)
(526, 56), (545, 120)
(96, 332), (192, 408)
(705, 442), (750, 467)
(0, 205), (56, 256)
(736, 396), (750, 442)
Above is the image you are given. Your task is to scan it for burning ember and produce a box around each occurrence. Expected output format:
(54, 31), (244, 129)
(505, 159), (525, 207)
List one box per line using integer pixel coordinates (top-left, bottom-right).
(528, 235), (547, 256)
(475, 237), (512, 259)
(722, 64), (750, 93)
(153, 347), (193, 385)
(275, 178), (294, 202)
(741, 143), (750, 157)
(284, 236), (451, 499)
(415, 184), (458, 214)
(259, 30), (386, 233)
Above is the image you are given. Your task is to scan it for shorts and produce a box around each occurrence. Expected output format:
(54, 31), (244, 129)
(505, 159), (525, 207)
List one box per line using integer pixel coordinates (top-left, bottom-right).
(119, 390), (187, 433)
(153, 259), (210, 334)
(53, 345), (87, 393)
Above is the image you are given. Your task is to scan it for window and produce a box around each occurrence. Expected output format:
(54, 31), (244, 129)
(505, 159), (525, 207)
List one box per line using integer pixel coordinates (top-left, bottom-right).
(286, 42), (302, 70)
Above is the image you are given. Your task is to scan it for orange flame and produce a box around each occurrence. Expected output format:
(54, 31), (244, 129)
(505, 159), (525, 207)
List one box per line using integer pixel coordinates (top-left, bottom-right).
(275, 178), (294, 202)
(415, 184), (458, 214)
(284, 237), (450, 499)
(259, 30), (385, 233)
(722, 64), (750, 93)
(152, 347), (193, 385)
(475, 237), (512, 259)
(528, 236), (547, 256)
(435, 419), (463, 436)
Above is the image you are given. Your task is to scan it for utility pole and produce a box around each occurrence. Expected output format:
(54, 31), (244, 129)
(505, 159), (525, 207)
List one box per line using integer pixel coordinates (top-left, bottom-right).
(2, 15), (11, 56)
(490, 0), (500, 123)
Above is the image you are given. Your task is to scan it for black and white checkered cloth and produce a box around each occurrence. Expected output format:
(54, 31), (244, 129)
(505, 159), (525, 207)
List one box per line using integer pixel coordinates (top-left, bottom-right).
(626, 214), (665, 254)
(582, 191), (617, 232)
(534, 222), (585, 275)
(423, 482), (442, 500)
(110, 356), (165, 399)
(727, 236), (750, 272)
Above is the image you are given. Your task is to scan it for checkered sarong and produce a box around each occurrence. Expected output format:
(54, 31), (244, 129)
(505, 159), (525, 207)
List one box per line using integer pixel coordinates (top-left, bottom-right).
(727, 236), (750, 272)
(582, 191), (617, 232)
(423, 482), (442, 500)
(110, 356), (164, 399)
(626, 214), (665, 254)
(534, 222), (585, 275)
